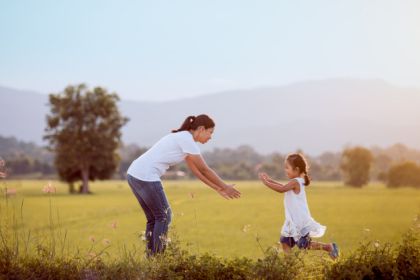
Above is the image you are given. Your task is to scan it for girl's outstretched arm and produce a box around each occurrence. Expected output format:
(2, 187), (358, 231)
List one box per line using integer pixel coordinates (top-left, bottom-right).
(258, 173), (299, 193)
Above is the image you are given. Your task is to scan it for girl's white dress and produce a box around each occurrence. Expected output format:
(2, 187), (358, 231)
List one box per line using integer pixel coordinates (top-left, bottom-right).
(281, 177), (326, 241)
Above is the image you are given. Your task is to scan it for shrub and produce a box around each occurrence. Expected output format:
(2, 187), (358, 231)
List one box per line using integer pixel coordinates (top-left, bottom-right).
(341, 147), (373, 187)
(387, 161), (420, 188)
(395, 224), (420, 279)
(325, 241), (396, 280)
(325, 218), (420, 280)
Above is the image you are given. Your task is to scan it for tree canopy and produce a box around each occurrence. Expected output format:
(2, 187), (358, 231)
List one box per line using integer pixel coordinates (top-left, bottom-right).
(44, 84), (128, 193)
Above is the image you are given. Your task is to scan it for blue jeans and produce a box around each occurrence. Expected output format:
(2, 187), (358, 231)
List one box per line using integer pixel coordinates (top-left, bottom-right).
(127, 174), (172, 256)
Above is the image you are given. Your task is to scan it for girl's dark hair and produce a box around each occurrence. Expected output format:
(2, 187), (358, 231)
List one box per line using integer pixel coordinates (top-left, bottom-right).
(172, 114), (215, 133)
(286, 153), (311, 186)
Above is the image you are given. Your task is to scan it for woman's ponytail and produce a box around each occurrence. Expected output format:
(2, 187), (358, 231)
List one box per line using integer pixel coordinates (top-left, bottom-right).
(172, 114), (215, 133)
(172, 116), (196, 133)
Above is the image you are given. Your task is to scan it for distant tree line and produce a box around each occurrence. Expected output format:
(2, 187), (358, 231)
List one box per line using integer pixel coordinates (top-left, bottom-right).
(121, 143), (420, 188)
(2, 135), (420, 188)
(340, 145), (420, 188)
(0, 136), (55, 177)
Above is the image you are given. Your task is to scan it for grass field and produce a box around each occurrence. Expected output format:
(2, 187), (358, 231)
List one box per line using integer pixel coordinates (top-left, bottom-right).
(1, 179), (419, 261)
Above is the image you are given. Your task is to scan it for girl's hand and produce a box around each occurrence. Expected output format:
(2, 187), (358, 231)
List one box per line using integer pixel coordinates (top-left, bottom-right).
(218, 184), (241, 199)
(258, 172), (270, 183)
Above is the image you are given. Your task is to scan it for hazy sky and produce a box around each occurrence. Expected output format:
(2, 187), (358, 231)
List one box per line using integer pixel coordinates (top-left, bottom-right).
(1, 0), (419, 101)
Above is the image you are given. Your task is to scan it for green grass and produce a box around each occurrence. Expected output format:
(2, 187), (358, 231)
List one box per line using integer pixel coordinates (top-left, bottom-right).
(1, 179), (419, 260)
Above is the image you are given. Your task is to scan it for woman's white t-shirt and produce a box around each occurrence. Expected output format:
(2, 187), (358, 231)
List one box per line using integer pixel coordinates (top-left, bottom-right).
(127, 131), (201, 182)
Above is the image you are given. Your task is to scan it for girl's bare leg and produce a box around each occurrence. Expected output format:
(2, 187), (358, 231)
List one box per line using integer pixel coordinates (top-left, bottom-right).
(309, 241), (332, 252)
(282, 242), (292, 254)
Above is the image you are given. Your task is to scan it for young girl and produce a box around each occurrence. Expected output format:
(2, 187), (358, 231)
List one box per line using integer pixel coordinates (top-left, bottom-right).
(258, 153), (339, 259)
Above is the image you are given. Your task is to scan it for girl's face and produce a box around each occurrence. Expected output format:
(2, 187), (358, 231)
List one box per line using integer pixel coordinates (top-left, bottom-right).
(284, 160), (301, 179)
(192, 126), (214, 144)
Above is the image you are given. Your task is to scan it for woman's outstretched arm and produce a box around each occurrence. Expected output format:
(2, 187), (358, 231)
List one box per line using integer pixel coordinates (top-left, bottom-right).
(185, 154), (240, 199)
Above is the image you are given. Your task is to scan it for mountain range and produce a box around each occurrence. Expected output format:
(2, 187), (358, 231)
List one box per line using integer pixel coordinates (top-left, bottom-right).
(1, 78), (419, 155)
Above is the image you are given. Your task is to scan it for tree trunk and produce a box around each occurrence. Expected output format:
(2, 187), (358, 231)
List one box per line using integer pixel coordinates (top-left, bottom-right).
(80, 168), (90, 194)
(69, 182), (76, 194)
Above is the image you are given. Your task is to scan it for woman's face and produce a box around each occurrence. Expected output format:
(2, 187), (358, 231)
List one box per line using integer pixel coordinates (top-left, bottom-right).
(193, 126), (214, 144)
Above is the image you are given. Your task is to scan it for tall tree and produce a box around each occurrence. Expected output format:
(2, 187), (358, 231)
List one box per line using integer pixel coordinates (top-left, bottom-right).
(44, 84), (128, 194)
(341, 146), (373, 187)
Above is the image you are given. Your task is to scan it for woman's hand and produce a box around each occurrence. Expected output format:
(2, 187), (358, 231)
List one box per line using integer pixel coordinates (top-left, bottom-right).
(186, 154), (241, 199)
(217, 184), (241, 199)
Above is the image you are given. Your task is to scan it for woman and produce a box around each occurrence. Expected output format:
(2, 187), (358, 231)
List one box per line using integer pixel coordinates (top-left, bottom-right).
(127, 114), (240, 256)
